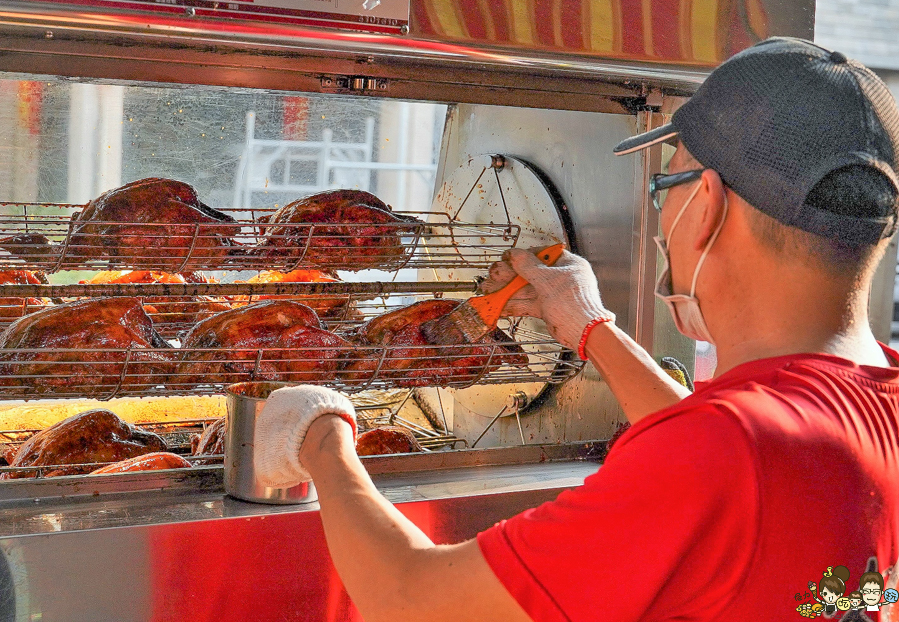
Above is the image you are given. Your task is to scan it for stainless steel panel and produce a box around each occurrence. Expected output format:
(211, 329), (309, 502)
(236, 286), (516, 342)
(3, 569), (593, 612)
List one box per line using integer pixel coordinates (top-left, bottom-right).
(0, 459), (598, 622)
(436, 104), (639, 446)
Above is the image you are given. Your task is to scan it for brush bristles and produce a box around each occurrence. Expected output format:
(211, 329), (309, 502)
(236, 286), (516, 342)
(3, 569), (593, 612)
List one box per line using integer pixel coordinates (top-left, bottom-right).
(421, 303), (490, 345)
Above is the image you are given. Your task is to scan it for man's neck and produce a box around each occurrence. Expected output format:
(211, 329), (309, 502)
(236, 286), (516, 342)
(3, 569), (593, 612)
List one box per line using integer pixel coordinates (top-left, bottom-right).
(709, 267), (888, 376)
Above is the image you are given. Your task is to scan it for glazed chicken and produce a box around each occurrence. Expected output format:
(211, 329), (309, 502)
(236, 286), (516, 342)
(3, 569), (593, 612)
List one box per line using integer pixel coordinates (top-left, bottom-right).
(1, 409), (167, 479)
(0, 270), (50, 320)
(175, 300), (351, 387)
(82, 270), (229, 334)
(341, 299), (529, 387)
(90, 451), (192, 474)
(0, 297), (172, 396)
(232, 269), (355, 321)
(190, 417), (226, 465)
(252, 189), (421, 270)
(355, 427), (423, 456)
(0, 179), (237, 272)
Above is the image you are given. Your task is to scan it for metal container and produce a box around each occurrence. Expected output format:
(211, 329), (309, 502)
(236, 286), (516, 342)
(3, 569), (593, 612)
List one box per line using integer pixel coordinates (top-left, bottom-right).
(224, 381), (318, 505)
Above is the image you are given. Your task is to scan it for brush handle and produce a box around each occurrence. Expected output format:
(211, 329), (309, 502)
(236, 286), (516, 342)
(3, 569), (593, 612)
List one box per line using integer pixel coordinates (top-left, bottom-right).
(468, 243), (565, 327)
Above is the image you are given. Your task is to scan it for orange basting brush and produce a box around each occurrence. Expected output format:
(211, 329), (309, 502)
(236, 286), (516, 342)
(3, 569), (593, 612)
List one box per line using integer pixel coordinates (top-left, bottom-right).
(420, 243), (565, 346)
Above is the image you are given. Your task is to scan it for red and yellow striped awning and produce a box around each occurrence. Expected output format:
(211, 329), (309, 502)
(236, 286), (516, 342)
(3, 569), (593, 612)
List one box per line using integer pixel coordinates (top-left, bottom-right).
(413, 0), (771, 65)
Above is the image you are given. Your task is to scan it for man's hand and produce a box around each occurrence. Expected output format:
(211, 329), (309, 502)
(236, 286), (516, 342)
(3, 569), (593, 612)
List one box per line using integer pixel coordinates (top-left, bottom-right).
(480, 248), (614, 349)
(253, 385), (357, 488)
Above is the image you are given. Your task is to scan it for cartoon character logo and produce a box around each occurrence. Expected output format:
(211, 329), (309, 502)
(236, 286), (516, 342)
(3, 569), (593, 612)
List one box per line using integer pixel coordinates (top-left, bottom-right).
(807, 566), (851, 618)
(796, 560), (898, 619)
(860, 570), (887, 612)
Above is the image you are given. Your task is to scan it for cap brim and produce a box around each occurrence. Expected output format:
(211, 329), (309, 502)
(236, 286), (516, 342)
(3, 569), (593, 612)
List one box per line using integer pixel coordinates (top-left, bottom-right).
(613, 123), (679, 156)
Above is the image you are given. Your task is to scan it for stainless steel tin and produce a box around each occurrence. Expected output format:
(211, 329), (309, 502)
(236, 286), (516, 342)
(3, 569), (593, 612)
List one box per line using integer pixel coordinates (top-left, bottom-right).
(224, 381), (318, 505)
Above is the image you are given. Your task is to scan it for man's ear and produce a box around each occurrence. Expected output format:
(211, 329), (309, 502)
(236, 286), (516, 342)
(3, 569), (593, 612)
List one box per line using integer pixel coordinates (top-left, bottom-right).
(692, 169), (728, 251)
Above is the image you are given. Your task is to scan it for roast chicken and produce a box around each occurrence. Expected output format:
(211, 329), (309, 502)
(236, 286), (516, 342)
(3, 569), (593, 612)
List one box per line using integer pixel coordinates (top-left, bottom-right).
(175, 300), (351, 387)
(0, 179), (237, 271)
(355, 427), (423, 456)
(1, 409), (167, 479)
(0, 270), (50, 320)
(190, 417), (225, 465)
(341, 299), (529, 387)
(0, 297), (172, 396)
(232, 269), (357, 322)
(82, 270), (229, 334)
(90, 451), (191, 474)
(252, 189), (421, 270)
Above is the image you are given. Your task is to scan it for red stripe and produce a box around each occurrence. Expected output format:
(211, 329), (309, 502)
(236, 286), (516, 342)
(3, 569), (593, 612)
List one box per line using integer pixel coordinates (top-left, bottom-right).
(487, 0), (511, 42)
(560, 0), (583, 50)
(619, 0), (645, 55)
(651, 0), (681, 59)
(411, 2), (435, 35)
(459, 0), (487, 39)
(535, 1), (555, 46)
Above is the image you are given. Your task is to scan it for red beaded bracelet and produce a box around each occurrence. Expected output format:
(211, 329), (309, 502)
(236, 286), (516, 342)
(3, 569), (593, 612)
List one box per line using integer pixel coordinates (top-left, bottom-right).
(577, 316), (615, 360)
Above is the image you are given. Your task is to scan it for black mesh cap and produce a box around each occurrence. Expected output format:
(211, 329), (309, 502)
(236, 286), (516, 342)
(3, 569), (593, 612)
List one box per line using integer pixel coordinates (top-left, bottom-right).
(615, 37), (899, 245)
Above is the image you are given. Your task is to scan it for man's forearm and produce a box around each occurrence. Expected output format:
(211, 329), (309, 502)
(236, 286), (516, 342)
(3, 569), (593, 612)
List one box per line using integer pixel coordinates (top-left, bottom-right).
(585, 322), (691, 423)
(299, 416), (531, 622)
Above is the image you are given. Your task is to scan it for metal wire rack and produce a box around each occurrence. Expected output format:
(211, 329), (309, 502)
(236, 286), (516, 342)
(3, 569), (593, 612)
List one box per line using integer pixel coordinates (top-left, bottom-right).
(0, 335), (582, 401)
(0, 390), (467, 478)
(0, 281), (478, 337)
(0, 203), (520, 272)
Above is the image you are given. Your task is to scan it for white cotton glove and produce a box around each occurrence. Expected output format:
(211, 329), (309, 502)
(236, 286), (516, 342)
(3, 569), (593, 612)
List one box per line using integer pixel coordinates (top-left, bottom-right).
(253, 385), (357, 489)
(479, 248), (614, 350)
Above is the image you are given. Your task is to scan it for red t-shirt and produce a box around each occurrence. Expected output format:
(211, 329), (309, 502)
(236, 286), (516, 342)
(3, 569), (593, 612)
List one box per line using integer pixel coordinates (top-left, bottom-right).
(478, 347), (899, 621)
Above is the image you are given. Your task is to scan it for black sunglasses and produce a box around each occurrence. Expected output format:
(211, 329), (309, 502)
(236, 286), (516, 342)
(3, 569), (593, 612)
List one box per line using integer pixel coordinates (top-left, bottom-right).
(649, 169), (705, 211)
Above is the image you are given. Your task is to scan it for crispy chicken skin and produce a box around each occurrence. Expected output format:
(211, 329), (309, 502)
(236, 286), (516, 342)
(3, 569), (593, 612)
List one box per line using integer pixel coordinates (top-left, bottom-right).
(190, 417), (226, 465)
(82, 270), (229, 334)
(90, 451), (191, 474)
(175, 300), (350, 387)
(0, 179), (237, 272)
(341, 299), (528, 387)
(355, 427), (423, 456)
(252, 189), (421, 270)
(1, 409), (166, 479)
(71, 178), (236, 271)
(0, 270), (50, 319)
(0, 297), (172, 396)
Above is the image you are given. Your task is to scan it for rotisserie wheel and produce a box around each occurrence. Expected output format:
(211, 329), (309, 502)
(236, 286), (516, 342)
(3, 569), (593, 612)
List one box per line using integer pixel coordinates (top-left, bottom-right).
(90, 452), (192, 474)
(68, 178), (236, 271)
(355, 427), (423, 456)
(82, 270), (230, 334)
(252, 189), (422, 271)
(0, 297), (172, 396)
(341, 299), (529, 388)
(1, 409), (167, 479)
(0, 270), (50, 319)
(175, 300), (351, 388)
(190, 417), (225, 465)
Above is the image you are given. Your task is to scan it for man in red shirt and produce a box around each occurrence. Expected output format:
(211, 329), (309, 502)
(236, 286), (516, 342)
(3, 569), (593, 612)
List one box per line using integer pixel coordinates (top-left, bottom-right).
(253, 37), (899, 621)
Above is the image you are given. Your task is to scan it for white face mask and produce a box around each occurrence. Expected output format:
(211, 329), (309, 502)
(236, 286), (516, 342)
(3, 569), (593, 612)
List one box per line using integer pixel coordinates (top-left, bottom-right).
(653, 180), (728, 344)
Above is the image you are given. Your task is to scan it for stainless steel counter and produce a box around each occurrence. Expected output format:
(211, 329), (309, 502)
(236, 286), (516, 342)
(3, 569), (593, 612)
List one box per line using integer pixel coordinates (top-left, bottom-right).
(0, 445), (600, 622)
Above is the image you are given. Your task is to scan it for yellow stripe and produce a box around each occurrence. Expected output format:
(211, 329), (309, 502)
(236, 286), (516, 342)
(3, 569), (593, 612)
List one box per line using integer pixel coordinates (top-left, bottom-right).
(679, 0), (693, 59)
(641, 0), (654, 57)
(553, 0), (564, 47)
(690, 0), (720, 62)
(587, 0), (616, 53)
(429, 0), (467, 38)
(745, 0), (769, 39)
(510, 0), (535, 46)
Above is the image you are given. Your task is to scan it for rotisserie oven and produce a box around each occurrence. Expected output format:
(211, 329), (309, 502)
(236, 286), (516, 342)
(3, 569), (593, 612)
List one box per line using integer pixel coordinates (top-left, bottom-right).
(0, 1), (831, 620)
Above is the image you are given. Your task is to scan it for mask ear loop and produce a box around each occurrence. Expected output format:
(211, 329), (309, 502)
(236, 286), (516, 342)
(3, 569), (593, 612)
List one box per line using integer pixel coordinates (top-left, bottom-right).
(664, 180), (703, 242)
(688, 194), (729, 297)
